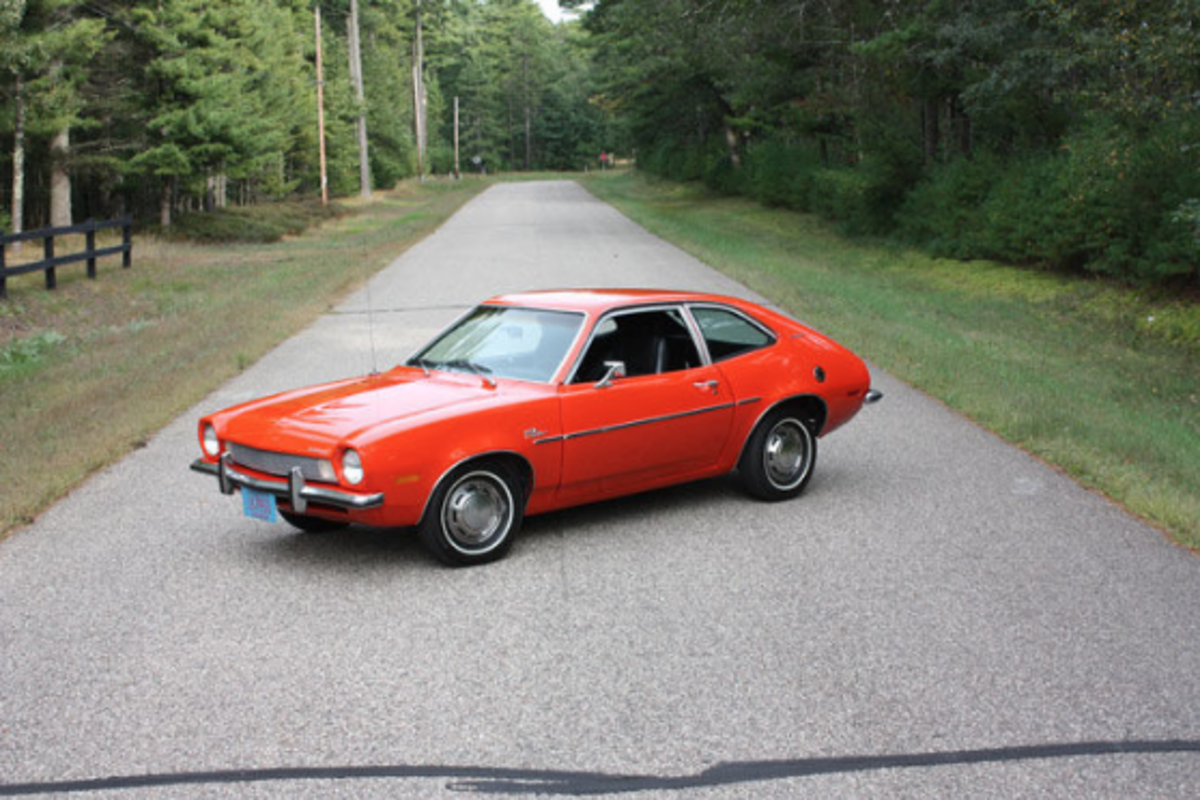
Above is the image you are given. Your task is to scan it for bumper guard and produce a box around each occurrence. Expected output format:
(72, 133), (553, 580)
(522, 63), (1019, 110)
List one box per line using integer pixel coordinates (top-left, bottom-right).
(191, 454), (384, 514)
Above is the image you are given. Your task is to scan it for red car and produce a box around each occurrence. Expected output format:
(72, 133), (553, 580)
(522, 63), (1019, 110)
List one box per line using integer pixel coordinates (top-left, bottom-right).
(192, 289), (881, 565)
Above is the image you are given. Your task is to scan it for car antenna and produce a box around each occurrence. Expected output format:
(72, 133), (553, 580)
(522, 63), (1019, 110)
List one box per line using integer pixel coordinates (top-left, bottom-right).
(363, 241), (380, 376)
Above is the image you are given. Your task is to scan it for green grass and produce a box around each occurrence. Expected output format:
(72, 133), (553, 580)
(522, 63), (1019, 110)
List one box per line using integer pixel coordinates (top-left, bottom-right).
(165, 199), (348, 243)
(582, 170), (1200, 551)
(4, 170), (1197, 550)
(0, 177), (488, 538)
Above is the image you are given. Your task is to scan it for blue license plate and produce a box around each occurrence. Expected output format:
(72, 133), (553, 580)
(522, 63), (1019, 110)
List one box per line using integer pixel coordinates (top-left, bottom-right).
(241, 487), (278, 523)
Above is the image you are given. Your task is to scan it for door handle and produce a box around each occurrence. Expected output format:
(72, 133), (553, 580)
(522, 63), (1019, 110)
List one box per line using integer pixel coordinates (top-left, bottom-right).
(693, 379), (719, 394)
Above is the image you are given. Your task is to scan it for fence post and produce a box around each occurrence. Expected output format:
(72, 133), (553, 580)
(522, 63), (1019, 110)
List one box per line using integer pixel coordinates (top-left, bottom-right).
(86, 220), (97, 279)
(1, 230), (7, 299)
(122, 216), (132, 268)
(44, 233), (56, 291)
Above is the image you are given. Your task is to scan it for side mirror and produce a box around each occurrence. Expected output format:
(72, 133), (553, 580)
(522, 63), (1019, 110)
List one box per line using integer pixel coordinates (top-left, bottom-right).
(594, 360), (627, 389)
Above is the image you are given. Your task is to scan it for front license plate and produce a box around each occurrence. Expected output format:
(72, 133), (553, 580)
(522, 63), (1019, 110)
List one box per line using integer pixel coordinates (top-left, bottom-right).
(242, 487), (278, 523)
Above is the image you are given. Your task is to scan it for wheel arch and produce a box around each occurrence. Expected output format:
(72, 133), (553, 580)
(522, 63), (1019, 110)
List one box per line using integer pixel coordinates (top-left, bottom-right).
(417, 450), (535, 528)
(737, 394), (827, 465)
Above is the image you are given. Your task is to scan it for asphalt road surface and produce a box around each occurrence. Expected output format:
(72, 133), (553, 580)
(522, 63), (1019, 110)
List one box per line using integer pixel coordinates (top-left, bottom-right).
(2, 182), (1198, 798)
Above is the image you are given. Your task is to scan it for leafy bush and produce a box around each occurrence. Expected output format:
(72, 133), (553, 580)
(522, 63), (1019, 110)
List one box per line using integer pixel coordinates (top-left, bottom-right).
(807, 168), (869, 229)
(638, 138), (711, 183)
(169, 201), (347, 243)
(806, 155), (915, 236)
(637, 141), (677, 180)
(1, 330), (67, 374)
(741, 138), (822, 210)
(372, 143), (418, 186)
(974, 153), (1064, 267)
(699, 137), (744, 195)
(973, 119), (1200, 283)
(897, 154), (1003, 258)
(680, 145), (706, 182)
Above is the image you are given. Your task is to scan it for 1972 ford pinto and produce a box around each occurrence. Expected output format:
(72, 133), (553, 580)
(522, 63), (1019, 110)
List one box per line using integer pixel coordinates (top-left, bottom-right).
(191, 289), (881, 565)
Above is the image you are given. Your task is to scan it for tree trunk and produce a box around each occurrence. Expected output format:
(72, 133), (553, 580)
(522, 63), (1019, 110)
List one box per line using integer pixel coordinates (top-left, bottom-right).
(412, 0), (426, 181)
(314, 4), (329, 204)
(922, 97), (940, 164)
(724, 125), (741, 169)
(950, 95), (972, 158)
(453, 96), (460, 179)
(10, 74), (25, 252)
(523, 53), (532, 171)
(49, 127), (72, 228)
(160, 177), (173, 228)
(348, 0), (371, 197)
(524, 105), (532, 172)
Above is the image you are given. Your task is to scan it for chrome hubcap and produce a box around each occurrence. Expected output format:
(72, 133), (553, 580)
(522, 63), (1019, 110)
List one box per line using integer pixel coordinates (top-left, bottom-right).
(764, 420), (810, 489)
(443, 472), (512, 552)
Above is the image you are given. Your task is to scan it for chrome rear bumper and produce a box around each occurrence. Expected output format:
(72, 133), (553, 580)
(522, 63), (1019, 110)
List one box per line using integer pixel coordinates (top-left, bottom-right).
(191, 454), (384, 514)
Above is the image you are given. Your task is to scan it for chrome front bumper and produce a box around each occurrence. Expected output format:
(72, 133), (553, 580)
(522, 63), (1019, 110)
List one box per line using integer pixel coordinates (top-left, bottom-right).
(190, 453), (384, 514)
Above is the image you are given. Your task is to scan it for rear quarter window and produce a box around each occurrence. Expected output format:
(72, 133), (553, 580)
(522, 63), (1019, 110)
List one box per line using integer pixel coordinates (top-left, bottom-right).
(691, 306), (774, 362)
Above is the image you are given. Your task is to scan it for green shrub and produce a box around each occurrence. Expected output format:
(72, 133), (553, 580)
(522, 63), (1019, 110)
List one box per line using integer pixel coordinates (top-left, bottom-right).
(975, 153), (1064, 266)
(897, 154), (1004, 258)
(373, 143), (417, 186)
(974, 120), (1200, 283)
(702, 150), (742, 196)
(700, 137), (745, 195)
(807, 155), (913, 235)
(169, 201), (347, 244)
(640, 141), (682, 180)
(808, 167), (868, 228)
(680, 144), (706, 182)
(742, 138), (822, 210)
(1, 330), (68, 374)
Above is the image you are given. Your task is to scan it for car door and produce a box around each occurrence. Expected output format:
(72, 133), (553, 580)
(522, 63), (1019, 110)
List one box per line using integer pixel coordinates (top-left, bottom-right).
(556, 307), (735, 501)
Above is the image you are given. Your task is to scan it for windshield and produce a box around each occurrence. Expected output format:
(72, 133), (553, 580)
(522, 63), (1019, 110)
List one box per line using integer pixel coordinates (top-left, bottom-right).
(408, 306), (584, 383)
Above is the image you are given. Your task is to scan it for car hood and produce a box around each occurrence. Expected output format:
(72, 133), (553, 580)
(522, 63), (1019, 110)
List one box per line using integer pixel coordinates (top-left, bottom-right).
(215, 369), (502, 454)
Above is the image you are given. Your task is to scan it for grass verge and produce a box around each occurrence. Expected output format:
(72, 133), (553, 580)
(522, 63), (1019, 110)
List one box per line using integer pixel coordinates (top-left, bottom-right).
(582, 170), (1200, 551)
(0, 177), (487, 539)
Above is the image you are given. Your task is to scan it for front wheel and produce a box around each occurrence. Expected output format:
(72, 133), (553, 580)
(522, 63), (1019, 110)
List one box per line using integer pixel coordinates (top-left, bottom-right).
(419, 461), (523, 566)
(739, 412), (818, 501)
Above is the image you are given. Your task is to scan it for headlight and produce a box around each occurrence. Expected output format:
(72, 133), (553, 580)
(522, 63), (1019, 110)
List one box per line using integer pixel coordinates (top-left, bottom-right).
(342, 449), (364, 485)
(202, 424), (221, 457)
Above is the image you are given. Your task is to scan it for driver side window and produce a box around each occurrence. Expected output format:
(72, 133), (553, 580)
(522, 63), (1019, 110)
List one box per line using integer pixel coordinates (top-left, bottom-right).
(573, 308), (701, 383)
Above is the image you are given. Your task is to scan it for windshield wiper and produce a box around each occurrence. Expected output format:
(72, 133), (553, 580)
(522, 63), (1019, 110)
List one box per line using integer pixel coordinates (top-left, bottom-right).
(406, 357), (433, 377)
(443, 359), (497, 388)
(407, 357), (497, 387)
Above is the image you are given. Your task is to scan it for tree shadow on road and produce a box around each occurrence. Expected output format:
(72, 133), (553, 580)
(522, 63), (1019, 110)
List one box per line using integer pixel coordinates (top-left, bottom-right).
(2, 739), (1196, 796)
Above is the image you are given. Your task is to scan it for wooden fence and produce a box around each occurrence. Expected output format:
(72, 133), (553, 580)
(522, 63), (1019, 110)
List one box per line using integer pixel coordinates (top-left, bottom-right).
(0, 216), (133, 299)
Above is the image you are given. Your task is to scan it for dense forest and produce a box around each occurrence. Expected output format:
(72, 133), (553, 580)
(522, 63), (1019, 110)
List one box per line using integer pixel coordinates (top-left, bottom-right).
(579, 0), (1199, 285)
(0, 0), (607, 229)
(2, 0), (1198, 285)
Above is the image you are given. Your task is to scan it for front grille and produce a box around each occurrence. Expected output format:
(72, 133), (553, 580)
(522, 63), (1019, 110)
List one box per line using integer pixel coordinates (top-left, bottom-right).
(228, 442), (335, 483)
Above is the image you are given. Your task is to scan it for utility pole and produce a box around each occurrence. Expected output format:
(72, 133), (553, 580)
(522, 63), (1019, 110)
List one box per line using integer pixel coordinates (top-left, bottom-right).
(412, 0), (427, 182)
(348, 0), (371, 198)
(314, 4), (329, 205)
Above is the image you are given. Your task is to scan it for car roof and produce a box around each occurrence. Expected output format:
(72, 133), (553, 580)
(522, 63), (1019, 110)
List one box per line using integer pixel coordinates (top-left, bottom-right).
(485, 289), (747, 315)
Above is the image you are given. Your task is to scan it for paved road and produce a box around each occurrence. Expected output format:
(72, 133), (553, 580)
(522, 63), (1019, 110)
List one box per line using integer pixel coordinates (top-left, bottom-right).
(2, 182), (1198, 798)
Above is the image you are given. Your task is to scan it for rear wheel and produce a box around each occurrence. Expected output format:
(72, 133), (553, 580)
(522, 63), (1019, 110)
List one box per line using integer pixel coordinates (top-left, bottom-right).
(739, 411), (818, 501)
(419, 460), (523, 566)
